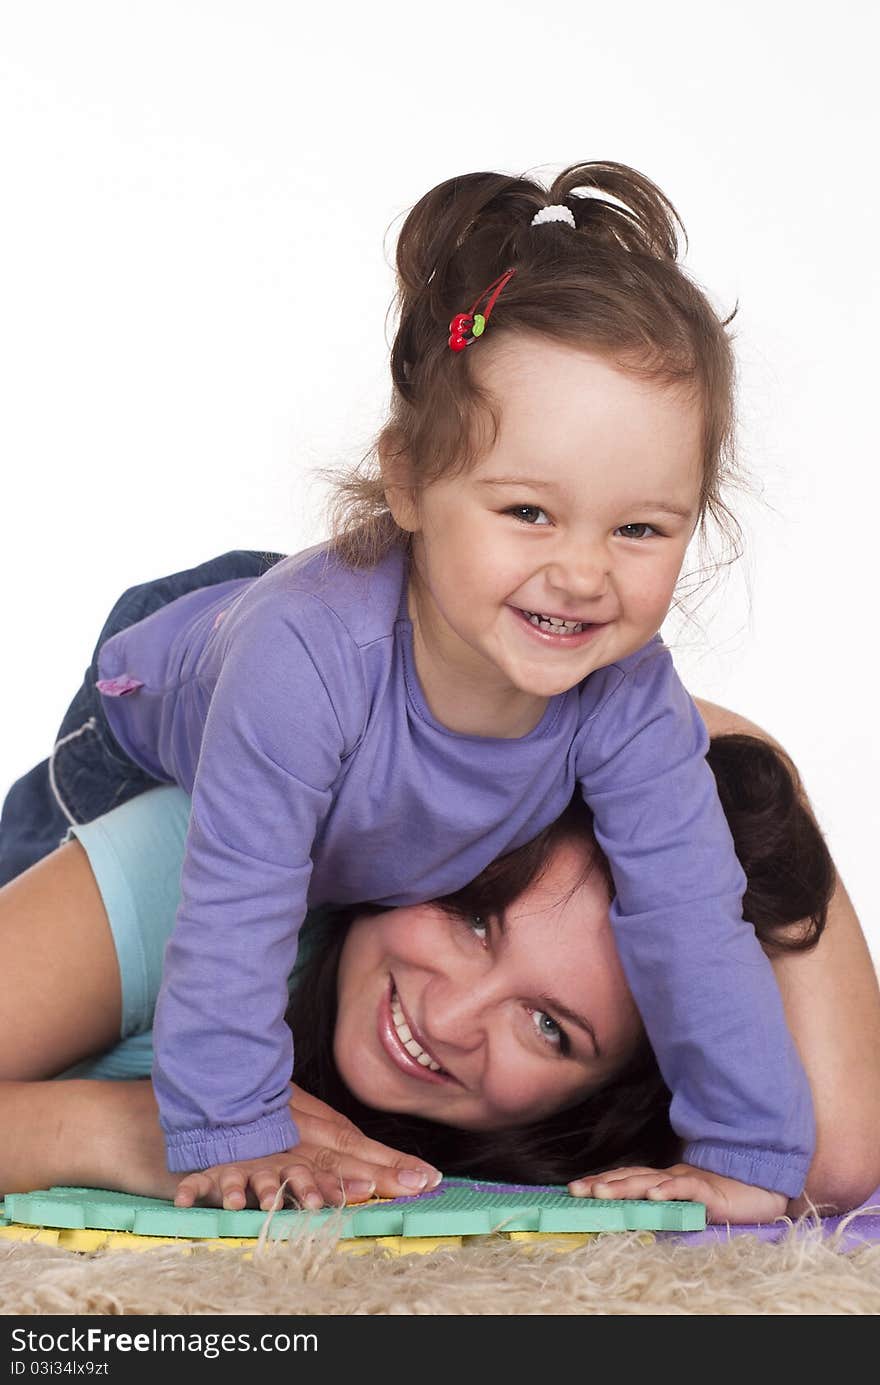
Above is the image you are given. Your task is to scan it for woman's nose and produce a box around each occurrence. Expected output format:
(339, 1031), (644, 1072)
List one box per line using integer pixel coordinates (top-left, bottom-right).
(420, 979), (486, 1054)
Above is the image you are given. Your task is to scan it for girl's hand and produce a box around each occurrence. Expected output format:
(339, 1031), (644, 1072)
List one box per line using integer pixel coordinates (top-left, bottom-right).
(174, 1084), (442, 1211)
(568, 1163), (788, 1225)
(174, 1148), (369, 1212)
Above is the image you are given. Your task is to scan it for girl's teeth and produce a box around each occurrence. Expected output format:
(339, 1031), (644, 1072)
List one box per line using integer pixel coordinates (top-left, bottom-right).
(390, 990), (442, 1071)
(525, 611), (584, 633)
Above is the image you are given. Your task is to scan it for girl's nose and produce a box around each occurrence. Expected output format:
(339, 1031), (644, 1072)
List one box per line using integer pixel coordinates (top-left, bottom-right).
(546, 536), (610, 601)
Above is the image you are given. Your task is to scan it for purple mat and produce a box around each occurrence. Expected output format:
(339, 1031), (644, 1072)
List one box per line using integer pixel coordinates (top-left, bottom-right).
(661, 1185), (880, 1251)
(401, 1180), (880, 1250)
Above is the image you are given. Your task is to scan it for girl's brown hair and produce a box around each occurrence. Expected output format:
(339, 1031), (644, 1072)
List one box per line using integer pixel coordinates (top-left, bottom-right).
(322, 160), (743, 583)
(287, 734), (835, 1182)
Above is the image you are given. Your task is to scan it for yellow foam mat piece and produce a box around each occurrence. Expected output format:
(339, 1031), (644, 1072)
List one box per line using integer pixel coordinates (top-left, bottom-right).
(0, 1222), (608, 1256)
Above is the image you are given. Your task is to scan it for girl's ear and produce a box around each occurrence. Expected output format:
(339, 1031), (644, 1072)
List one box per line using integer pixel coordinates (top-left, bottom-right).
(379, 439), (421, 534)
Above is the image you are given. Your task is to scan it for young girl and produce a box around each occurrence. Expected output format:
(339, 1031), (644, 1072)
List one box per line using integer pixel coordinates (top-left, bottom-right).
(0, 159), (815, 1218)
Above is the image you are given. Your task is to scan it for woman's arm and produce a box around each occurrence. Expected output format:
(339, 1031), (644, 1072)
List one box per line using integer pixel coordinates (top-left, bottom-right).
(694, 698), (880, 1214)
(0, 837), (170, 1195)
(0, 1077), (178, 1197)
(0, 839), (123, 1079)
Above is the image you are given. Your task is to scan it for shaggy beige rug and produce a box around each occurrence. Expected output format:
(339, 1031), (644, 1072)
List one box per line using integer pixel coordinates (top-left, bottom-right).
(3, 1214), (880, 1315)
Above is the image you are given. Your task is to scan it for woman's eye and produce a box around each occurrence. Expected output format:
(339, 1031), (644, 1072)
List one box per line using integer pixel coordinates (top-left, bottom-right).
(468, 915), (489, 944)
(528, 1007), (564, 1050)
(615, 522), (658, 540)
(507, 505), (551, 526)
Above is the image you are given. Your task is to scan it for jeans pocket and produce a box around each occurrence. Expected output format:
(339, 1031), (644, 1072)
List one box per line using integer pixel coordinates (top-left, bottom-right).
(49, 716), (141, 826)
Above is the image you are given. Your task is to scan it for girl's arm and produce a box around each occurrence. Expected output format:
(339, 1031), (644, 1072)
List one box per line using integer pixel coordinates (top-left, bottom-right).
(572, 701), (880, 1221)
(694, 699), (880, 1215)
(0, 835), (438, 1203)
(578, 653), (815, 1199)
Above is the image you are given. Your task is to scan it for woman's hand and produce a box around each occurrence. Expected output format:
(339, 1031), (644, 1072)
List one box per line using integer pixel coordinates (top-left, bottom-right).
(174, 1084), (443, 1211)
(568, 1163), (788, 1225)
(287, 1083), (442, 1198)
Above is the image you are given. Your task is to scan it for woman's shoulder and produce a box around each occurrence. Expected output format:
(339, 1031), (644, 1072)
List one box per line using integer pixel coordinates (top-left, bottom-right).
(692, 697), (786, 752)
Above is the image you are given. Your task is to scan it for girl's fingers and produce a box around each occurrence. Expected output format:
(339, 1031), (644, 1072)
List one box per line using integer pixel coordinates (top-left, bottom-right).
(175, 1168), (372, 1215)
(567, 1168), (788, 1225)
(570, 1178), (647, 1200)
(174, 1172), (217, 1208)
(644, 1176), (705, 1202)
(172, 1142), (438, 1216)
(215, 1167), (251, 1211)
(311, 1170), (377, 1208)
(250, 1166), (316, 1213)
(568, 1169), (673, 1200)
(287, 1166), (342, 1211)
(254, 1164), (372, 1214)
(175, 1170), (251, 1211)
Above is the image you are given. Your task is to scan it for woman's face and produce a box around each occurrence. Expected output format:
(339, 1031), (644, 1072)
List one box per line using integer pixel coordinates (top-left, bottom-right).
(333, 836), (642, 1129)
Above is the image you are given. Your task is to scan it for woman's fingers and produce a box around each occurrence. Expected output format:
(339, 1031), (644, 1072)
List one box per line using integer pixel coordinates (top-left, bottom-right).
(288, 1084), (441, 1189)
(299, 1140), (431, 1199)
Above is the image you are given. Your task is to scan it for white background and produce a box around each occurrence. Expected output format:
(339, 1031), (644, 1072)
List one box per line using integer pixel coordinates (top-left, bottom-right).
(2, 2), (877, 952)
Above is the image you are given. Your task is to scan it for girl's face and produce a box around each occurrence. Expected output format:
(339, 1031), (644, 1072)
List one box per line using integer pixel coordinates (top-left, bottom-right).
(333, 836), (642, 1129)
(395, 336), (704, 735)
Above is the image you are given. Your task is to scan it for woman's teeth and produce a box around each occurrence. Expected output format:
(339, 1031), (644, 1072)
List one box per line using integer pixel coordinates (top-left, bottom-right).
(523, 610), (585, 634)
(390, 988), (442, 1071)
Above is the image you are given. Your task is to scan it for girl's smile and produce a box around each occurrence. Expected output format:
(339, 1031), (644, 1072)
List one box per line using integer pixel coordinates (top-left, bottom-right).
(508, 603), (610, 649)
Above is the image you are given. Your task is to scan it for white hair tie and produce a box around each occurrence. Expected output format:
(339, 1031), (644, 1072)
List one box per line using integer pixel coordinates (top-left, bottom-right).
(531, 204), (576, 229)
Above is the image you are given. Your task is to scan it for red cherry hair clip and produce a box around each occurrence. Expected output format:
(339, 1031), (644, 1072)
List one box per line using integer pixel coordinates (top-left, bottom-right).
(448, 268), (517, 352)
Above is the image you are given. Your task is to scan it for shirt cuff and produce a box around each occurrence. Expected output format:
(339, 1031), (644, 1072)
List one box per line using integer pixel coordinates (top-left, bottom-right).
(683, 1140), (810, 1199)
(164, 1112), (300, 1173)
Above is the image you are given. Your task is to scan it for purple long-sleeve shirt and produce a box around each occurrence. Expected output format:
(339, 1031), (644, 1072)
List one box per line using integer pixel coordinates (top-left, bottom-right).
(97, 542), (814, 1196)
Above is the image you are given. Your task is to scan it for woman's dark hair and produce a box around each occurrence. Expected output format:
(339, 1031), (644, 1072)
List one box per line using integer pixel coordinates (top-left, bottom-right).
(286, 734), (834, 1183)
(320, 160), (744, 592)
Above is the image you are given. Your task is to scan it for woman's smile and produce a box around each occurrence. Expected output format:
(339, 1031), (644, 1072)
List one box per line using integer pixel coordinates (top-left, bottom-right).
(378, 978), (454, 1085)
(334, 839), (643, 1128)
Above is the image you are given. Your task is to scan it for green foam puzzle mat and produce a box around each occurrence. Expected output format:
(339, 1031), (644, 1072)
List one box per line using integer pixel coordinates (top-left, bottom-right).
(1, 1179), (705, 1239)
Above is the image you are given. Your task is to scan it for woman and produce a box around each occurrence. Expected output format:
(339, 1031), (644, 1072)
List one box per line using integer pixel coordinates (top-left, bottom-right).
(2, 703), (879, 1223)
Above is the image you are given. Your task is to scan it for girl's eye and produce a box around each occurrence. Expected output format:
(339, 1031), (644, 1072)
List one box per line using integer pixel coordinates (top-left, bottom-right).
(615, 522), (658, 540)
(527, 1007), (567, 1053)
(507, 505), (551, 526)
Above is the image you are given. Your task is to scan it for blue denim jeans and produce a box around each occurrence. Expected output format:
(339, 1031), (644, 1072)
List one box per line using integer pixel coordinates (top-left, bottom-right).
(0, 549), (284, 886)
